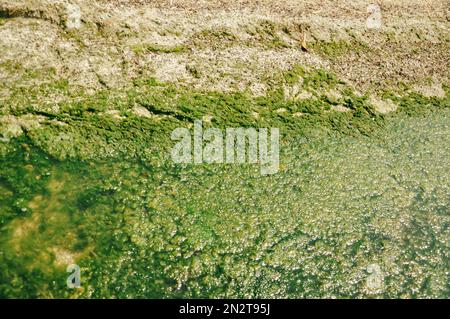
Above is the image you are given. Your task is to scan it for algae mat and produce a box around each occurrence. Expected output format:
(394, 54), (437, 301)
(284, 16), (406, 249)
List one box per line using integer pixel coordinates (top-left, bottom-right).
(0, 109), (448, 298)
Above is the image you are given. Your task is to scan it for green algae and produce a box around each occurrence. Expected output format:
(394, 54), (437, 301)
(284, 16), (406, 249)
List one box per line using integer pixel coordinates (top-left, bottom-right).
(131, 43), (188, 55)
(190, 29), (239, 49)
(0, 108), (448, 298)
(190, 20), (292, 50)
(0, 65), (449, 298)
(311, 40), (369, 59)
(1, 66), (448, 167)
(1, 67), (391, 163)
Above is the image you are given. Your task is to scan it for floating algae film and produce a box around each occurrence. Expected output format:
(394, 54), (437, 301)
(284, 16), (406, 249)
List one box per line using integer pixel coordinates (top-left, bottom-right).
(0, 0), (449, 301)
(0, 108), (448, 298)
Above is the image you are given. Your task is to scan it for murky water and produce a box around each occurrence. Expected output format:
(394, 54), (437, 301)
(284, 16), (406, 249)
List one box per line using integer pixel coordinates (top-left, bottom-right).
(0, 110), (448, 298)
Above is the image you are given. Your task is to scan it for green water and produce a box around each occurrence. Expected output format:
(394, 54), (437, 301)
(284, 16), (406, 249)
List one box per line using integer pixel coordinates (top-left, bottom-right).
(0, 110), (449, 298)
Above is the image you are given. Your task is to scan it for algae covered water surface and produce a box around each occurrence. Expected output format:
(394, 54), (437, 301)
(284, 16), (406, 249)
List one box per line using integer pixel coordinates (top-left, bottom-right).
(0, 108), (448, 298)
(1, 0), (449, 301)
